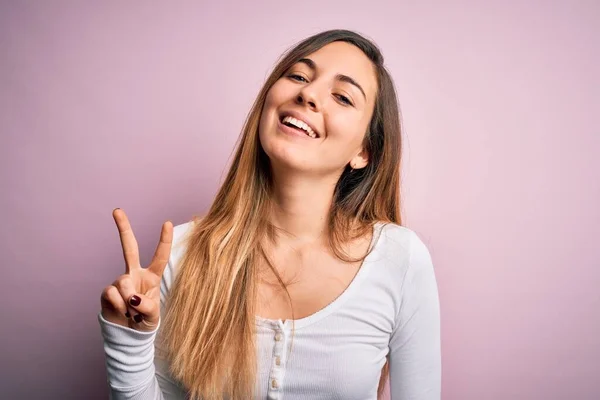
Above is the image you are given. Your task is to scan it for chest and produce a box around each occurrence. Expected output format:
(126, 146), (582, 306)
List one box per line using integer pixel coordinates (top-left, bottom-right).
(254, 308), (390, 399)
(256, 242), (367, 321)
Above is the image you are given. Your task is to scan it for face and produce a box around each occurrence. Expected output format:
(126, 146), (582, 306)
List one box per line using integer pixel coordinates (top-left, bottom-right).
(258, 41), (378, 176)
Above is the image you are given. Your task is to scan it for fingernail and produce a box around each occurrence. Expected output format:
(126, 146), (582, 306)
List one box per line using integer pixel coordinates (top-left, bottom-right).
(129, 295), (141, 306)
(113, 207), (120, 211)
(125, 311), (131, 318)
(133, 314), (143, 323)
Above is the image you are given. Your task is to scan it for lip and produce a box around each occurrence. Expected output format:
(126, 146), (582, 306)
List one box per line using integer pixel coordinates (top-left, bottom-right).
(278, 109), (321, 138)
(277, 118), (316, 140)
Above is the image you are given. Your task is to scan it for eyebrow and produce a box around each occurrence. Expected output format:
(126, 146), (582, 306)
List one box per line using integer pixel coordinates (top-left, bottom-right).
(297, 58), (367, 101)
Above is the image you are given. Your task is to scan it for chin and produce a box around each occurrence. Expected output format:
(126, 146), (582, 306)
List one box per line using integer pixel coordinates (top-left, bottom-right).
(259, 127), (312, 172)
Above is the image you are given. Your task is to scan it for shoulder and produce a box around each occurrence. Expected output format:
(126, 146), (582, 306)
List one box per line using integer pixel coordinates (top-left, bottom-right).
(373, 223), (439, 325)
(160, 220), (196, 297)
(170, 220), (196, 262)
(371, 222), (436, 292)
(173, 220), (195, 248)
(375, 222), (433, 267)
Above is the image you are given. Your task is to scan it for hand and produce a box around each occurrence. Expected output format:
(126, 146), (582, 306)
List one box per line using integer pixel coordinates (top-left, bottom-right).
(100, 208), (173, 332)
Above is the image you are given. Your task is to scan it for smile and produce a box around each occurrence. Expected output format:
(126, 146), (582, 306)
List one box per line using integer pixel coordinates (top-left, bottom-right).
(281, 116), (317, 138)
(278, 112), (320, 138)
(277, 119), (316, 140)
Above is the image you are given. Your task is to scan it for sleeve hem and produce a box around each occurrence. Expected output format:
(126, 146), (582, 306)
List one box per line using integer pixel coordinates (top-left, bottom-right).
(99, 312), (160, 342)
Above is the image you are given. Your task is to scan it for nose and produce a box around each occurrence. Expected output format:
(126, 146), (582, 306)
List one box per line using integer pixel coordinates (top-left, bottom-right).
(295, 85), (320, 111)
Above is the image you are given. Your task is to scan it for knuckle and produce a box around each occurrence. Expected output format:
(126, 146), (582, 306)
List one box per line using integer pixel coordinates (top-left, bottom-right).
(101, 285), (115, 300)
(113, 275), (132, 291)
(100, 286), (124, 310)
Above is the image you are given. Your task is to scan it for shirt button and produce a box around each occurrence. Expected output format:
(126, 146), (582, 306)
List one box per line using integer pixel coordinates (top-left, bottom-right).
(275, 356), (281, 366)
(272, 379), (279, 389)
(274, 333), (282, 341)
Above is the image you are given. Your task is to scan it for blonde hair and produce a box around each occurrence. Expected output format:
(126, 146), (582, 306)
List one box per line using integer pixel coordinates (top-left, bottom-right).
(159, 29), (403, 399)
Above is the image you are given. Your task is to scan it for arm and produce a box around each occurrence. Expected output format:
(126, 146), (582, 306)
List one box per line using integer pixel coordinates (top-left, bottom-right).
(388, 231), (441, 400)
(99, 314), (166, 399)
(98, 240), (187, 399)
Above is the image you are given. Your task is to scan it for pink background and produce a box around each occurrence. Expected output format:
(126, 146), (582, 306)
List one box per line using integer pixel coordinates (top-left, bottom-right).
(1, 1), (598, 399)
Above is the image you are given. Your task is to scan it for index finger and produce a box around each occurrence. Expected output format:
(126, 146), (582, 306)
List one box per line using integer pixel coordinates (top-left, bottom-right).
(112, 208), (141, 274)
(147, 220), (173, 278)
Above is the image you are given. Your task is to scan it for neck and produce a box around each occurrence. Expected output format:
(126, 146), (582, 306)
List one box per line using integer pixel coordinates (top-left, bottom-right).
(268, 170), (338, 244)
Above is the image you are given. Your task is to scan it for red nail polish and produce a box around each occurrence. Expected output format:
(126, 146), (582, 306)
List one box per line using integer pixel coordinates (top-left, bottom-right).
(129, 295), (141, 307)
(133, 314), (143, 323)
(125, 311), (131, 318)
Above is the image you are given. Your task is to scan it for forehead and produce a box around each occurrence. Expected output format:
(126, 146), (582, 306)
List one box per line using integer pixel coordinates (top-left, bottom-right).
(301, 41), (378, 99)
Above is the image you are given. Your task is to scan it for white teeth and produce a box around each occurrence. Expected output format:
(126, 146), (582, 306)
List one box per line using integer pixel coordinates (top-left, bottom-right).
(282, 116), (317, 138)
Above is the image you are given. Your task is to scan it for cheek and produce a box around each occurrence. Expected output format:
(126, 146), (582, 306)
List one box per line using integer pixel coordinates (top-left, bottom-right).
(327, 113), (369, 147)
(259, 90), (278, 131)
(259, 83), (286, 129)
(264, 80), (289, 109)
(258, 89), (282, 152)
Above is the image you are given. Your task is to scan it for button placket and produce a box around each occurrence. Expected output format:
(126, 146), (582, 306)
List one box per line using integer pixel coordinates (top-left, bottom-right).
(268, 322), (288, 398)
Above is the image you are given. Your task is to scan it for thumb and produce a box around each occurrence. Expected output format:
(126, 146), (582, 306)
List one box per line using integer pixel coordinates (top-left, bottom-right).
(128, 291), (160, 330)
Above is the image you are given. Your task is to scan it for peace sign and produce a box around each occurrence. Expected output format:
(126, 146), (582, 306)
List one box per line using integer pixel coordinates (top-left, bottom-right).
(100, 208), (173, 331)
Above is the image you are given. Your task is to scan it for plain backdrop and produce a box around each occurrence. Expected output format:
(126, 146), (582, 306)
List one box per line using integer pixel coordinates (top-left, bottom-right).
(1, 1), (598, 399)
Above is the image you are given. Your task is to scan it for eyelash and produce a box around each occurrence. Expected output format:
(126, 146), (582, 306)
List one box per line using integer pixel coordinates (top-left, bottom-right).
(287, 74), (354, 107)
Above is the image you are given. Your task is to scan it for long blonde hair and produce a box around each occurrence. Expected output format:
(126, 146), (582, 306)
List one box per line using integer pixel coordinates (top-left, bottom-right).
(159, 29), (403, 399)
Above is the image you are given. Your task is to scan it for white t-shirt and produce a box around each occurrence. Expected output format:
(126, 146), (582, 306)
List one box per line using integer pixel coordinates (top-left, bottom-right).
(99, 221), (441, 399)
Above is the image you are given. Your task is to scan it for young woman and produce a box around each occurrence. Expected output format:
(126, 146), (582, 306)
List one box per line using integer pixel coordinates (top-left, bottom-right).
(99, 29), (441, 400)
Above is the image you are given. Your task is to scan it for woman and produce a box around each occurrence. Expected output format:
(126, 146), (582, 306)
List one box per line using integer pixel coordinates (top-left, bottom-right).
(99, 29), (441, 400)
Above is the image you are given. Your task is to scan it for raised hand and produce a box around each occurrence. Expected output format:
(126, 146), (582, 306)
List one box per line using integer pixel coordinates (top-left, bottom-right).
(100, 208), (173, 332)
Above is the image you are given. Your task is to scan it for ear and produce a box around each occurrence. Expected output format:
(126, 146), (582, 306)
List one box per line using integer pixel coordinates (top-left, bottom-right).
(349, 148), (369, 170)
